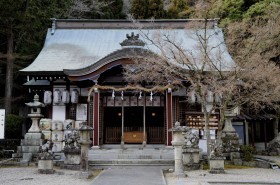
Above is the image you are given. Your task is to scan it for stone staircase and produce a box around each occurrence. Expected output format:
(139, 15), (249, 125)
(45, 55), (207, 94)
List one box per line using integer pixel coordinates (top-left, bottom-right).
(88, 145), (174, 166)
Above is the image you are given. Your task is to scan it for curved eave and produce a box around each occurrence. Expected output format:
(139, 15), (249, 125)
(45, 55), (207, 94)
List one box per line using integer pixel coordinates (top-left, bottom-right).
(20, 71), (65, 76)
(64, 47), (155, 81)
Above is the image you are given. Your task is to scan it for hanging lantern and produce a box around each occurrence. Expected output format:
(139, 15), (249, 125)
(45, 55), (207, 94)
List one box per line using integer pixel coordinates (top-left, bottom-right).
(71, 89), (79, 104)
(189, 90), (196, 103)
(138, 91), (142, 99)
(44, 91), (52, 105)
(53, 89), (62, 104)
(112, 90), (115, 99)
(206, 90), (213, 103)
(150, 91), (153, 101)
(62, 89), (70, 104)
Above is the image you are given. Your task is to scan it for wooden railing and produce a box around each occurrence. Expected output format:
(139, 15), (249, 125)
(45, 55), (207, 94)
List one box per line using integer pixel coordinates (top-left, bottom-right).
(105, 127), (164, 144)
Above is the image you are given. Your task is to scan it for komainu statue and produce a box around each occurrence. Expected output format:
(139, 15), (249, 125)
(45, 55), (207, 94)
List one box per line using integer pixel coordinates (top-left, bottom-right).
(182, 129), (199, 149)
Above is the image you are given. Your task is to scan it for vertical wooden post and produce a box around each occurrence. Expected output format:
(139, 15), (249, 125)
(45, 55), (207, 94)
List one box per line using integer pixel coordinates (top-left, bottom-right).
(264, 122), (267, 149)
(93, 90), (99, 146)
(245, 120), (249, 145)
(143, 93), (146, 146)
(166, 90), (172, 146)
(251, 122), (255, 147)
(121, 100), (124, 147)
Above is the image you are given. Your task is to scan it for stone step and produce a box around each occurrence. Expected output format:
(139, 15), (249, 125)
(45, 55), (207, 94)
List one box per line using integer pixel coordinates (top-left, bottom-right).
(88, 148), (174, 160)
(89, 159), (174, 166)
(88, 153), (173, 160)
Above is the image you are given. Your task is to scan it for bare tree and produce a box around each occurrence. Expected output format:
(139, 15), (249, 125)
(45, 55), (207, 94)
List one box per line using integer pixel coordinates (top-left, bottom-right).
(68, 0), (109, 18)
(124, 17), (239, 160)
(124, 2), (280, 160)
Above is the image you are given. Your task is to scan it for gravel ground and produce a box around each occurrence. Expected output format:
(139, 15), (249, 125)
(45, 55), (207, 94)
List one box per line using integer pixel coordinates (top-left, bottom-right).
(165, 168), (280, 185)
(0, 165), (100, 185)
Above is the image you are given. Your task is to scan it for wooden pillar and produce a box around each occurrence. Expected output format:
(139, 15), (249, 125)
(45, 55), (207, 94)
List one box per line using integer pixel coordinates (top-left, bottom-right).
(251, 122), (255, 147)
(274, 118), (279, 138)
(93, 90), (100, 146)
(121, 100), (124, 147)
(264, 122), (267, 149)
(166, 90), (172, 146)
(143, 94), (146, 146)
(244, 120), (249, 145)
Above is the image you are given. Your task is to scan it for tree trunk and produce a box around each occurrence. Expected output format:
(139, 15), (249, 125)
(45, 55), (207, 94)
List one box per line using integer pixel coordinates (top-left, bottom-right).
(5, 27), (14, 114)
(204, 112), (211, 162)
(217, 105), (225, 143)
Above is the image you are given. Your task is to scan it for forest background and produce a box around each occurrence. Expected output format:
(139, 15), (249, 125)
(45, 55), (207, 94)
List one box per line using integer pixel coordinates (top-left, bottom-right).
(0, 0), (279, 115)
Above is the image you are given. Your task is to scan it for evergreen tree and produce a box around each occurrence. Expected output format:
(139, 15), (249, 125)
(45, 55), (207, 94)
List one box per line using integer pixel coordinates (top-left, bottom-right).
(167, 0), (192, 18)
(147, 0), (166, 19)
(130, 0), (149, 19)
(0, 0), (71, 113)
(211, 0), (244, 25)
(89, 0), (125, 19)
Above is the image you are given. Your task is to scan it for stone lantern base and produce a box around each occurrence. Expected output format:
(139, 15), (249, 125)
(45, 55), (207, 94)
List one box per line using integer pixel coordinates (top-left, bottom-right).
(19, 132), (44, 166)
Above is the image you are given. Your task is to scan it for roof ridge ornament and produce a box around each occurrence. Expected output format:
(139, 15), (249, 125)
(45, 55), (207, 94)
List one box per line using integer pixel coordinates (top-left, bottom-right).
(120, 32), (145, 48)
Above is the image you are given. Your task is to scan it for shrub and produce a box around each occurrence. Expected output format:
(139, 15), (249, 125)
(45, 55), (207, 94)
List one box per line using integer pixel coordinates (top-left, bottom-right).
(5, 114), (24, 139)
(240, 145), (255, 161)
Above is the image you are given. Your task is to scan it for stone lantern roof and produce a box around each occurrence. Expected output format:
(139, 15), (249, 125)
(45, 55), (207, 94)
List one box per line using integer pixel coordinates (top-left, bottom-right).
(25, 94), (45, 108)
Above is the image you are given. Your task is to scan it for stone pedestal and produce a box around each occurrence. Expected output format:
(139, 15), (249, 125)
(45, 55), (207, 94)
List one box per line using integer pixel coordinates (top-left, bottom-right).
(38, 160), (54, 174)
(19, 133), (44, 166)
(182, 148), (201, 170)
(209, 157), (225, 174)
(64, 153), (81, 165)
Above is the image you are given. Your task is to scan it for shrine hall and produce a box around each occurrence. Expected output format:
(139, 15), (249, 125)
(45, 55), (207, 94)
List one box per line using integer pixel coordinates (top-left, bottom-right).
(21, 19), (237, 149)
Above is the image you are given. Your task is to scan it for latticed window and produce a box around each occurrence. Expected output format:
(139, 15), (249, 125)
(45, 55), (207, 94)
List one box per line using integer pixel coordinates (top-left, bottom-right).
(69, 105), (76, 120)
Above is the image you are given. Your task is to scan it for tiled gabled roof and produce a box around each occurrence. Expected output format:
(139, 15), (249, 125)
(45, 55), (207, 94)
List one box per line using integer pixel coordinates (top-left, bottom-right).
(21, 19), (235, 75)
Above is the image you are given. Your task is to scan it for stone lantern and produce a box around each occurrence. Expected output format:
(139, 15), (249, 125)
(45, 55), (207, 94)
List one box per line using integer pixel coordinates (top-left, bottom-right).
(19, 94), (45, 166)
(221, 109), (240, 160)
(78, 123), (93, 179)
(25, 94), (45, 133)
(169, 121), (187, 176)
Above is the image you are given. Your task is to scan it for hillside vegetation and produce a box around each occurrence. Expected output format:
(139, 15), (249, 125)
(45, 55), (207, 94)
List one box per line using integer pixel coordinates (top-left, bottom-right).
(0, 0), (279, 113)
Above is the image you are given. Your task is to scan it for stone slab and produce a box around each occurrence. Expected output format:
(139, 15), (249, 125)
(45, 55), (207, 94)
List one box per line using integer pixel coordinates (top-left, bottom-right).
(24, 133), (43, 140)
(21, 139), (44, 146)
(21, 146), (40, 153)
